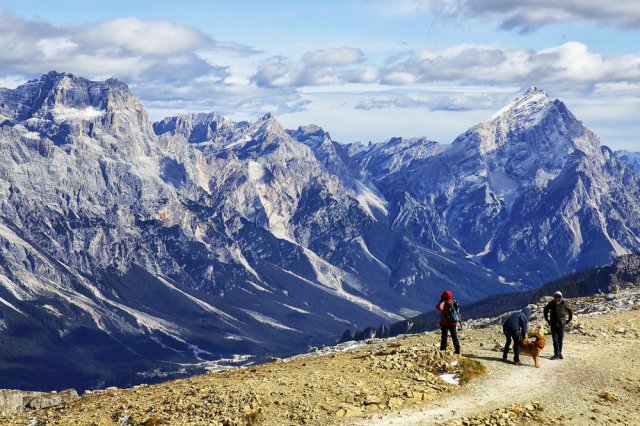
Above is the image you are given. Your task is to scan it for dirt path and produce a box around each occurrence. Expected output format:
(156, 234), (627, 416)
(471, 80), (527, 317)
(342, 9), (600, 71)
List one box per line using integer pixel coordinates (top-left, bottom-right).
(350, 311), (640, 425)
(350, 345), (562, 425)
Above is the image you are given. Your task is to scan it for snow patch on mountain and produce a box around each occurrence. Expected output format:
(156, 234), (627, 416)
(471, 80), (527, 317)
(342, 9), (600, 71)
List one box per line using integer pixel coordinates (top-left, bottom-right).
(278, 302), (311, 314)
(281, 266), (401, 321)
(51, 105), (104, 122)
(240, 309), (302, 332)
(155, 275), (239, 323)
(0, 294), (24, 315)
(354, 180), (388, 217)
(355, 236), (391, 273)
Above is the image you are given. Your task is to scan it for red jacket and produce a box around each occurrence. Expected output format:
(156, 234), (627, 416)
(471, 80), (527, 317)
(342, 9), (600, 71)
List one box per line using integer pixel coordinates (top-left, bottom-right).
(436, 290), (457, 327)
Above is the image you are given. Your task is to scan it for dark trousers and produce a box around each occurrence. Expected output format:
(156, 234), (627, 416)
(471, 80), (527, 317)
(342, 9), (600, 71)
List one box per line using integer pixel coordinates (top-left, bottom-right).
(503, 335), (521, 362)
(551, 325), (565, 356)
(440, 325), (460, 353)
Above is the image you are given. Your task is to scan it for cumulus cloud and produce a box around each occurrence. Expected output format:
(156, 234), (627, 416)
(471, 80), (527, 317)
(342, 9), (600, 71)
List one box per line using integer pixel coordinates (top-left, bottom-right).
(408, 0), (640, 32)
(0, 10), (259, 80)
(378, 42), (640, 91)
(251, 41), (640, 95)
(80, 17), (211, 56)
(252, 47), (367, 87)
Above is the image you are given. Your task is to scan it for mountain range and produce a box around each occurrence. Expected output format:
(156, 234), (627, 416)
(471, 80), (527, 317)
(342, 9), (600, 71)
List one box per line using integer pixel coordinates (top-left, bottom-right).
(0, 71), (639, 390)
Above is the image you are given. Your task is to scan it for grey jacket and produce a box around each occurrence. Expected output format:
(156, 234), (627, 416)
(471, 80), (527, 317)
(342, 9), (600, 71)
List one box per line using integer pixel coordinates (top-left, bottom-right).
(544, 300), (573, 327)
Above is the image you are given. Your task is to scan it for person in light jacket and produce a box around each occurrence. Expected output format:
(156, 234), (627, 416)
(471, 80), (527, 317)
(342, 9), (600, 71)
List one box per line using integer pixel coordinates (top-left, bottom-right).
(436, 290), (461, 354)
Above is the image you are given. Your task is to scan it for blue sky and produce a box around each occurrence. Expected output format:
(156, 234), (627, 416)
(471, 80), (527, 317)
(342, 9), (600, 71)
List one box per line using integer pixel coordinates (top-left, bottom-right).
(0, 0), (639, 149)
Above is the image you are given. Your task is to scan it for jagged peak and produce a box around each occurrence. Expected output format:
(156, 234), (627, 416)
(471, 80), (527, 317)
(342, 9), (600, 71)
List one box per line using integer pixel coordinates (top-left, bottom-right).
(292, 124), (324, 135)
(259, 112), (275, 122)
(451, 86), (602, 157)
(33, 71), (130, 94)
(253, 112), (285, 132)
(0, 71), (141, 124)
(488, 86), (551, 123)
(524, 86), (545, 96)
(287, 124), (332, 148)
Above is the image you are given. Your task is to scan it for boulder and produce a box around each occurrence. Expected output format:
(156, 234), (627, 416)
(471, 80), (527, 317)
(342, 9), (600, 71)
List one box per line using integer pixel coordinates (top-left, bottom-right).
(0, 389), (78, 414)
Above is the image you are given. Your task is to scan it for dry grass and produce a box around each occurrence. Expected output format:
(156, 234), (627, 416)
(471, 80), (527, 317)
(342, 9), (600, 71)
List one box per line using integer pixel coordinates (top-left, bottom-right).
(457, 357), (487, 385)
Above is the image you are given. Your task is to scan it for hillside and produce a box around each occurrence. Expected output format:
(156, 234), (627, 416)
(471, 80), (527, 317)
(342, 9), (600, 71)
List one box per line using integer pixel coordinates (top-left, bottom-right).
(3, 287), (640, 425)
(342, 253), (640, 342)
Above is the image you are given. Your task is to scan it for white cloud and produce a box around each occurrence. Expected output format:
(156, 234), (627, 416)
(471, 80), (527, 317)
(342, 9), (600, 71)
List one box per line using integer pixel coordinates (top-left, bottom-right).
(379, 42), (640, 91)
(251, 41), (640, 95)
(0, 10), (258, 80)
(252, 47), (367, 88)
(80, 17), (211, 56)
(0, 9), (283, 119)
(252, 56), (300, 87)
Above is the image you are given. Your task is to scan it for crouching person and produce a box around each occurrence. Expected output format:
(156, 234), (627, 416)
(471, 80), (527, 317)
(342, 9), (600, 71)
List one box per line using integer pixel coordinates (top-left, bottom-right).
(502, 307), (531, 365)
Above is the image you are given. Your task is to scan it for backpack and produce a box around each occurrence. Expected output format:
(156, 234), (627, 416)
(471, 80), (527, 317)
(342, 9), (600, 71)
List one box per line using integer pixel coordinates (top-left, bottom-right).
(443, 300), (461, 322)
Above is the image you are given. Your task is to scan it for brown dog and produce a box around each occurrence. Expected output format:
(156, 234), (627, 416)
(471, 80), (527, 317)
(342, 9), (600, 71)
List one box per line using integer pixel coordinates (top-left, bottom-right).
(520, 334), (546, 367)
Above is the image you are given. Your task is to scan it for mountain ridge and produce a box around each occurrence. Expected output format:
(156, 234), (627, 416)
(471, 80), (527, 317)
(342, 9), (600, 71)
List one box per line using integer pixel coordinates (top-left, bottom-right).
(0, 71), (639, 390)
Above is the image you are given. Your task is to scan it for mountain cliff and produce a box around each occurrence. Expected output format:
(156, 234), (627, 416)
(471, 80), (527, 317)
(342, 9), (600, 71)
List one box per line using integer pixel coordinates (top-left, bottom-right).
(0, 73), (639, 390)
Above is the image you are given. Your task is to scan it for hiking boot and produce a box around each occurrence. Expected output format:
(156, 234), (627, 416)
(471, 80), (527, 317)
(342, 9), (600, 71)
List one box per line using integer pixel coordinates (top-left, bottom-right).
(514, 360), (522, 366)
(559, 354), (564, 359)
(502, 356), (508, 362)
(550, 355), (559, 360)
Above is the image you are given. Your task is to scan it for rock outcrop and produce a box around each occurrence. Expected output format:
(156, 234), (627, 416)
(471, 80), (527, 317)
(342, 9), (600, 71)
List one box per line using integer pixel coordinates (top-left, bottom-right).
(0, 389), (78, 415)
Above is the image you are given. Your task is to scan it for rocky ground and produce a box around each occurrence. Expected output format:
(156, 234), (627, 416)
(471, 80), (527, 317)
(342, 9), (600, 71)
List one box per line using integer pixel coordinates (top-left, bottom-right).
(3, 288), (640, 425)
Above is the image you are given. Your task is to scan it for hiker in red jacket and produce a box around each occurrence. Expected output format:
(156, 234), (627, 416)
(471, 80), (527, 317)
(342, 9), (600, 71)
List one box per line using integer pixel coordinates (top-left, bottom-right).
(436, 290), (461, 354)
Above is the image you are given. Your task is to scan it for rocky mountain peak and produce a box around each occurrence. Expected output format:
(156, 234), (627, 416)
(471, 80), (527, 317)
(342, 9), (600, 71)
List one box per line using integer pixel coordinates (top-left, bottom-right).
(247, 111), (288, 142)
(287, 125), (333, 154)
(153, 112), (249, 145)
(260, 112), (275, 121)
(489, 86), (551, 121)
(451, 87), (595, 159)
(0, 71), (147, 132)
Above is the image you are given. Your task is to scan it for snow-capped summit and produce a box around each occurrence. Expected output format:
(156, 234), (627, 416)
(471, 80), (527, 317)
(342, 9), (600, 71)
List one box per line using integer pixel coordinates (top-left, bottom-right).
(354, 87), (640, 287)
(488, 86), (550, 122)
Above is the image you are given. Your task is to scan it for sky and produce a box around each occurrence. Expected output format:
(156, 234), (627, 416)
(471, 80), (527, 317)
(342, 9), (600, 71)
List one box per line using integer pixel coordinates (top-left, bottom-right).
(0, 0), (639, 150)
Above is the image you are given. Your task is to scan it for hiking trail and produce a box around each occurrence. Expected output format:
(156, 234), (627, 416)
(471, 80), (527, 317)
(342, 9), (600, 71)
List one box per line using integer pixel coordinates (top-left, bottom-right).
(351, 310), (640, 425)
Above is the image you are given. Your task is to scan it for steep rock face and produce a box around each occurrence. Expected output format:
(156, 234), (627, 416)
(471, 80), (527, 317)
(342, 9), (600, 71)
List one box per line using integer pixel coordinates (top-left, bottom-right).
(615, 150), (640, 175)
(153, 112), (249, 147)
(0, 74), (374, 390)
(353, 88), (640, 288)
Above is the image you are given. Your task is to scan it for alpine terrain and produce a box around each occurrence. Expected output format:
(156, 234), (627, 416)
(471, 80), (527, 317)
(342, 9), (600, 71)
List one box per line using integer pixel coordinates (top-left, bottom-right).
(2, 255), (640, 425)
(0, 72), (639, 390)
